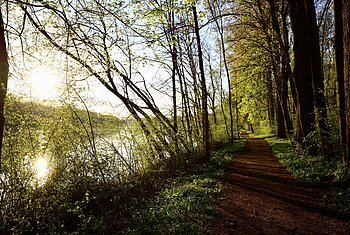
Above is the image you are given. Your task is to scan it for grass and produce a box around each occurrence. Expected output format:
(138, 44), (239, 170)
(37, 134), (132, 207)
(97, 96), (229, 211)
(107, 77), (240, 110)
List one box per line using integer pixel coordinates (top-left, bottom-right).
(123, 140), (246, 234)
(265, 137), (344, 183)
(253, 133), (350, 218)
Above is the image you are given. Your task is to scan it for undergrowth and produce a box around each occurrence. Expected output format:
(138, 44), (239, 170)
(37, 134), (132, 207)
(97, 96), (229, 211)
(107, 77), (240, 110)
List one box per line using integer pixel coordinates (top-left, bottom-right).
(263, 136), (350, 218)
(266, 137), (346, 183)
(124, 140), (246, 234)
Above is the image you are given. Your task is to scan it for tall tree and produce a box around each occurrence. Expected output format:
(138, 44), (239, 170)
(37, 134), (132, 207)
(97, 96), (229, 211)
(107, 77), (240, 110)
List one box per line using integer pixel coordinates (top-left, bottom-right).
(289, 0), (315, 147)
(207, 0), (235, 142)
(334, 0), (347, 167)
(344, 0), (350, 169)
(258, 0), (293, 137)
(193, 5), (210, 161)
(304, 0), (333, 158)
(266, 71), (275, 128)
(0, 9), (8, 165)
(288, 0), (332, 156)
(15, 0), (191, 160)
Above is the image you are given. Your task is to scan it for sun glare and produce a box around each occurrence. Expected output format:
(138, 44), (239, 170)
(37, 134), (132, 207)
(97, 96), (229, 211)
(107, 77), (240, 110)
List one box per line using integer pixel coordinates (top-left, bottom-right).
(29, 66), (61, 100)
(35, 157), (49, 180)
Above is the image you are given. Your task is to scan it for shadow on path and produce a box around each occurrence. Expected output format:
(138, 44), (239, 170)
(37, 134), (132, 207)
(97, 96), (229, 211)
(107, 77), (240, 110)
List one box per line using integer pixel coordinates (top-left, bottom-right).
(211, 133), (350, 235)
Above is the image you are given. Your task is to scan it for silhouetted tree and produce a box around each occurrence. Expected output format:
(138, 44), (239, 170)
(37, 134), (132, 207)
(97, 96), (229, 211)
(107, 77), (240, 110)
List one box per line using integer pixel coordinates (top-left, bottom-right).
(289, 0), (332, 157)
(0, 9), (9, 164)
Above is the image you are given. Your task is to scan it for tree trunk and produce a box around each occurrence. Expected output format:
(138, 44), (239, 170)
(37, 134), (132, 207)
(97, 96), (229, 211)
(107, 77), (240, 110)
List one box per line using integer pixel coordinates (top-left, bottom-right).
(268, 0), (293, 136)
(218, 40), (230, 139)
(177, 39), (193, 149)
(0, 10), (9, 167)
(280, 1), (294, 136)
(193, 5), (210, 161)
(282, 0), (297, 112)
(281, 65), (294, 135)
(274, 67), (287, 138)
(304, 0), (333, 159)
(207, 0), (233, 139)
(170, 27), (178, 152)
(208, 54), (217, 123)
(218, 22), (234, 143)
(288, 0), (316, 148)
(343, 0), (350, 169)
(334, 0), (347, 166)
(221, 33), (234, 143)
(267, 72), (275, 128)
(188, 42), (202, 138)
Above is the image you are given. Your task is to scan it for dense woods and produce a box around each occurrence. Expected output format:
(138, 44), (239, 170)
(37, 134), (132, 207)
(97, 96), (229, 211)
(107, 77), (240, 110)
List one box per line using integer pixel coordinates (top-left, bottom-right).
(230, 0), (349, 163)
(0, 0), (349, 233)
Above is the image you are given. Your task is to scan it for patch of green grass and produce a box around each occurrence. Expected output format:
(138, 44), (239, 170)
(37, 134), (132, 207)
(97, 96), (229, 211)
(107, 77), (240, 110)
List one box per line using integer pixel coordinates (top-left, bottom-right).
(124, 139), (246, 235)
(266, 137), (346, 183)
(264, 136), (350, 218)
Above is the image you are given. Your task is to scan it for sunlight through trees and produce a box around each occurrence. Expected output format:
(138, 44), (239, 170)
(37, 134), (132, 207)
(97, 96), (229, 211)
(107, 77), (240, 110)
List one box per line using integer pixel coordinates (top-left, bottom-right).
(0, 0), (349, 233)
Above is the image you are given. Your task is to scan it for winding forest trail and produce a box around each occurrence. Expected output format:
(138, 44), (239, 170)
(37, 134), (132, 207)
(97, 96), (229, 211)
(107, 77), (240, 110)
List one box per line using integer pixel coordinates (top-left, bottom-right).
(212, 133), (350, 234)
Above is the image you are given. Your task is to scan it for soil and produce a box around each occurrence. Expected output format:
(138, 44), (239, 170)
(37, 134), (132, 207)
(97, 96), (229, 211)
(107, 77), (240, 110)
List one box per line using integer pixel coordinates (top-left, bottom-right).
(211, 133), (350, 235)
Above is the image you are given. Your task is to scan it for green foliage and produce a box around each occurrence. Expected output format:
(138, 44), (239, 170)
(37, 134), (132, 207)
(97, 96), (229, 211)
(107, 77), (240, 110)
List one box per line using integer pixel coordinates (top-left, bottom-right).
(210, 140), (246, 164)
(0, 96), (126, 233)
(0, 94), (245, 234)
(263, 135), (350, 218)
(210, 100), (242, 145)
(324, 186), (350, 216)
(210, 110), (231, 144)
(251, 120), (274, 137)
(267, 137), (346, 183)
(228, 12), (271, 128)
(126, 178), (218, 235)
(124, 139), (246, 234)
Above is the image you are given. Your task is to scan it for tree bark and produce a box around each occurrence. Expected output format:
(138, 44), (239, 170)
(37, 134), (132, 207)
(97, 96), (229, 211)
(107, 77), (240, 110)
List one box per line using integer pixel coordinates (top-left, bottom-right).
(169, 1), (178, 152)
(0, 10), (9, 167)
(177, 38), (193, 149)
(268, 0), (293, 136)
(274, 66), (287, 138)
(282, 0), (297, 112)
(288, 0), (316, 148)
(263, 0), (293, 137)
(193, 5), (210, 161)
(304, 0), (333, 159)
(280, 1), (294, 136)
(281, 71), (293, 135)
(343, 0), (350, 168)
(334, 0), (347, 166)
(266, 72), (275, 128)
(208, 54), (217, 123)
(207, 0), (234, 141)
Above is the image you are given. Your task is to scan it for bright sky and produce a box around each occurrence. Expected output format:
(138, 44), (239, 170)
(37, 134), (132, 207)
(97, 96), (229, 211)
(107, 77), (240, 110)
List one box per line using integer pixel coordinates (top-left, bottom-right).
(8, 66), (59, 100)
(27, 66), (62, 100)
(6, 2), (218, 118)
(7, 60), (172, 118)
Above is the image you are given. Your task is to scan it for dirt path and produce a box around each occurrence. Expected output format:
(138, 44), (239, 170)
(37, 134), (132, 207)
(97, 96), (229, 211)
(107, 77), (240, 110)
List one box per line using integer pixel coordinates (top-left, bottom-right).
(212, 133), (350, 234)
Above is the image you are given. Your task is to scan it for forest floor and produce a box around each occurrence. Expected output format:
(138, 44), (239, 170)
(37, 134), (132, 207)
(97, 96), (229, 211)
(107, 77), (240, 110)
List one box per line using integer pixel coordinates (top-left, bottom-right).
(211, 133), (350, 234)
